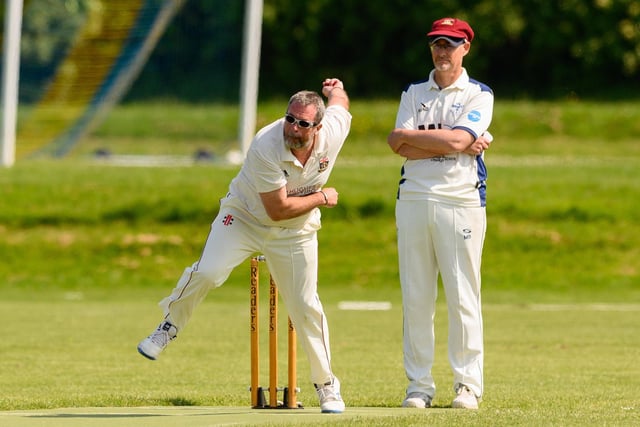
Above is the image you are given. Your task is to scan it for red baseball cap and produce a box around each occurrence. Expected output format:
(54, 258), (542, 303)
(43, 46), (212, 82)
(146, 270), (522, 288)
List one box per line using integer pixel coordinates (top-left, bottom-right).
(427, 17), (474, 43)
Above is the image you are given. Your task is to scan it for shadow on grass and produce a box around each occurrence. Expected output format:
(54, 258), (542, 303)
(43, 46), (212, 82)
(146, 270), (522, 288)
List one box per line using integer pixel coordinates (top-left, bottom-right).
(163, 397), (198, 406)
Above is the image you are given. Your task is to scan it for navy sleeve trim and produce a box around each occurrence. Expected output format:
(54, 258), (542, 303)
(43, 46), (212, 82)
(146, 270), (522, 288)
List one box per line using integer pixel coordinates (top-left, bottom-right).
(452, 125), (478, 141)
(469, 78), (493, 94)
(402, 78), (430, 93)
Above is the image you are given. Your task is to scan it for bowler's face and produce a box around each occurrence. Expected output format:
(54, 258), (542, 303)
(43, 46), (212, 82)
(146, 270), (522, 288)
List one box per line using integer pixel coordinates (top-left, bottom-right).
(283, 103), (320, 150)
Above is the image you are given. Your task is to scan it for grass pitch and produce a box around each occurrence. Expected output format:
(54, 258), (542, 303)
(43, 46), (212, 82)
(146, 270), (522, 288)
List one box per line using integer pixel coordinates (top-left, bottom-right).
(0, 406), (430, 427)
(1, 100), (639, 426)
(1, 297), (638, 426)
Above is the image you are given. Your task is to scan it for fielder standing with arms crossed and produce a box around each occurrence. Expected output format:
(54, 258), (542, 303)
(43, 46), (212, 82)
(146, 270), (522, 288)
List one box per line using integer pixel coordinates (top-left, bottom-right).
(138, 78), (350, 414)
(388, 17), (493, 410)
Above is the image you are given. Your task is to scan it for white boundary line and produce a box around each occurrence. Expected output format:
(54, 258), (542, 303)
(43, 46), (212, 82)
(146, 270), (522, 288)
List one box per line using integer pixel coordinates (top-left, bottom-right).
(527, 303), (640, 312)
(484, 303), (640, 312)
(338, 301), (392, 311)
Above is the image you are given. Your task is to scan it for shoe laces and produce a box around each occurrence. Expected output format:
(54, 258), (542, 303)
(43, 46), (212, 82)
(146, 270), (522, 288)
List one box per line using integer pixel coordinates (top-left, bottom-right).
(455, 384), (473, 396)
(315, 381), (340, 402)
(150, 322), (177, 347)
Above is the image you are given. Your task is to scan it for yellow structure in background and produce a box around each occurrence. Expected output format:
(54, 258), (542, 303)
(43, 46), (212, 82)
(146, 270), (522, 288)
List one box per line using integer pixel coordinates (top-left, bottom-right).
(15, 0), (185, 159)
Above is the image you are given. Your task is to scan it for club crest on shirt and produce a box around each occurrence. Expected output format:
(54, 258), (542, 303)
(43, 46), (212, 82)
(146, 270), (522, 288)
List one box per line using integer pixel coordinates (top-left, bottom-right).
(451, 102), (464, 115)
(318, 156), (329, 172)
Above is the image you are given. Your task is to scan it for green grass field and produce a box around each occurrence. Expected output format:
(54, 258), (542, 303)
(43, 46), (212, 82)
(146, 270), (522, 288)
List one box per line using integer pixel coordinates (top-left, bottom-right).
(1, 100), (639, 426)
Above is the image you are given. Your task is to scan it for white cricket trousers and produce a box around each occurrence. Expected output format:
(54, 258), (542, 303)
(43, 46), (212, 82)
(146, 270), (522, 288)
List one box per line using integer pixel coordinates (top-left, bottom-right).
(158, 205), (335, 385)
(396, 199), (485, 399)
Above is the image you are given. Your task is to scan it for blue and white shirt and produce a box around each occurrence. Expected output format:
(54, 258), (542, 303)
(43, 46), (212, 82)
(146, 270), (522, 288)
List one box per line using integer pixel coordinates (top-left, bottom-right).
(395, 68), (493, 207)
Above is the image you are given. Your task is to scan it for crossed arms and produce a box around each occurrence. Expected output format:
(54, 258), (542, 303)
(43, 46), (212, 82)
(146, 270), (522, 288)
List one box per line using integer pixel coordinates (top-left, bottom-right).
(388, 127), (492, 159)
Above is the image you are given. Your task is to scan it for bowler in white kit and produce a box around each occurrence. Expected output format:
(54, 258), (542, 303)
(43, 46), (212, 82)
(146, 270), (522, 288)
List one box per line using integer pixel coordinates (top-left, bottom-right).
(388, 17), (493, 410)
(137, 78), (351, 414)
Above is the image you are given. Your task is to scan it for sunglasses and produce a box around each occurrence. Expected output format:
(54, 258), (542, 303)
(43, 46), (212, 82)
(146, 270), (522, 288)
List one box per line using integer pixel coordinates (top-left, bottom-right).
(284, 114), (317, 128)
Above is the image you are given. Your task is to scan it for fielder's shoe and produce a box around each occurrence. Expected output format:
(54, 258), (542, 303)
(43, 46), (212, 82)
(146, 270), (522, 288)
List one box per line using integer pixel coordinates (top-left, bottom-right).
(315, 377), (345, 413)
(452, 383), (479, 409)
(137, 321), (177, 360)
(402, 391), (432, 408)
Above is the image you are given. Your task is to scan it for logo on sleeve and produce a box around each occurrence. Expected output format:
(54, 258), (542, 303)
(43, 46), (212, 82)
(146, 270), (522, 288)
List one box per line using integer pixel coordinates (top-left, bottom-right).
(318, 156), (330, 172)
(467, 110), (481, 122)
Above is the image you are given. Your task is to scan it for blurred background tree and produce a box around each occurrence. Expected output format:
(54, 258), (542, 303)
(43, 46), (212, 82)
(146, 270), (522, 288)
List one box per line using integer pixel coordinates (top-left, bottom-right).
(14, 0), (640, 102)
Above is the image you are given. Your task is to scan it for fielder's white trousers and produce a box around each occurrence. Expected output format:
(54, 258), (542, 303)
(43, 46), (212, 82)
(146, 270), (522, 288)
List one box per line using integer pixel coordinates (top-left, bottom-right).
(396, 200), (485, 399)
(158, 205), (335, 385)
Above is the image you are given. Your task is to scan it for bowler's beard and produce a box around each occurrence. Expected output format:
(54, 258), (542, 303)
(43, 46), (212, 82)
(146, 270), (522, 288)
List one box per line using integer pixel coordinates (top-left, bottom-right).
(284, 133), (313, 150)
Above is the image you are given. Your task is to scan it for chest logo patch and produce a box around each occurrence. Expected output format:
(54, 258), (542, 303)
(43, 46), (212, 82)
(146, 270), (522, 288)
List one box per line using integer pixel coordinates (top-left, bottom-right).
(222, 214), (234, 226)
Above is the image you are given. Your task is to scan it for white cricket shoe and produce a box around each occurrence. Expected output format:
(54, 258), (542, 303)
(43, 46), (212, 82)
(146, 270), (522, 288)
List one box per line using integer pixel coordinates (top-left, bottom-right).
(315, 377), (345, 413)
(402, 391), (432, 408)
(137, 321), (177, 360)
(452, 384), (479, 409)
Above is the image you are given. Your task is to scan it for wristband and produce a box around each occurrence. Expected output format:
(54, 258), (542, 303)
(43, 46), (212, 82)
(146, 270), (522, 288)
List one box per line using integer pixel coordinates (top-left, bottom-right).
(320, 191), (329, 205)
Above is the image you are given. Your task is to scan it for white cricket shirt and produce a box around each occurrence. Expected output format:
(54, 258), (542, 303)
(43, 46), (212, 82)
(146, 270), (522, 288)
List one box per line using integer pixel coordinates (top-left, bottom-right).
(395, 68), (493, 207)
(224, 105), (352, 229)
